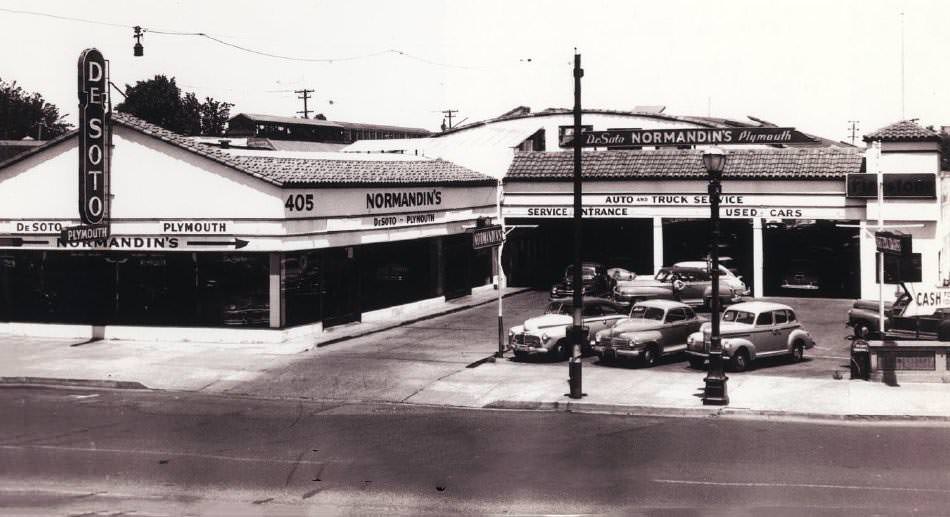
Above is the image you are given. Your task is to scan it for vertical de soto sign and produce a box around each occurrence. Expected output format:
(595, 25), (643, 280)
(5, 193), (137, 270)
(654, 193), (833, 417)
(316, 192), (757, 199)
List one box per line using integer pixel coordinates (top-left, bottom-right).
(65, 48), (110, 243)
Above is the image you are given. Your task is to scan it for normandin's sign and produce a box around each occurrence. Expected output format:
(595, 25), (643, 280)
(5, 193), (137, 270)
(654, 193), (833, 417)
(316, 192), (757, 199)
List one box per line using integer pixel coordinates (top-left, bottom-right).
(472, 225), (504, 249)
(562, 127), (817, 147)
(77, 48), (109, 226)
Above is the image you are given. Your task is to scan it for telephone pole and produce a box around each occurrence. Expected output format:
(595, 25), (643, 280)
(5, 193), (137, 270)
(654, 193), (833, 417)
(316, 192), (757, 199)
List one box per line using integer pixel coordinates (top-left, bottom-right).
(848, 120), (860, 146)
(295, 89), (315, 119)
(441, 109), (458, 130)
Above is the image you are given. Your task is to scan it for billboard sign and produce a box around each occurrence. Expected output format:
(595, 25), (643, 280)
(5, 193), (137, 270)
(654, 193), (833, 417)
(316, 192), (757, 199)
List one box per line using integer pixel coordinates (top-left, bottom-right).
(78, 48), (109, 226)
(562, 127), (817, 148)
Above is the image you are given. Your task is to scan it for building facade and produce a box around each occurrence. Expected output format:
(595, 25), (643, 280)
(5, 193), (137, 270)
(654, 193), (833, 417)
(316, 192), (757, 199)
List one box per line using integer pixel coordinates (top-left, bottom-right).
(0, 112), (495, 342)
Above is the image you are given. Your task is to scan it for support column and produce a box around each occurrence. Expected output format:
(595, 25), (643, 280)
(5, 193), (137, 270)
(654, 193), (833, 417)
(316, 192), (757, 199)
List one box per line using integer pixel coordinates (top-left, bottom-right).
(269, 252), (282, 329)
(653, 216), (664, 273)
(752, 218), (764, 298)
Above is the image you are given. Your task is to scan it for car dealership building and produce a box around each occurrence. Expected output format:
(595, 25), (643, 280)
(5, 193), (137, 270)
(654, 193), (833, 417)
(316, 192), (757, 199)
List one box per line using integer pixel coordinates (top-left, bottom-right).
(0, 112), (496, 341)
(349, 109), (948, 302)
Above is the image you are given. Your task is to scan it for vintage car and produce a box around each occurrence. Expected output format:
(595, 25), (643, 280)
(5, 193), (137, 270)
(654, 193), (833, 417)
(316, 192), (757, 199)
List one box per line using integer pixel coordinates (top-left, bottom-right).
(591, 300), (704, 366)
(847, 284), (950, 340)
(674, 260), (750, 297)
(550, 262), (612, 299)
(509, 297), (626, 360)
(780, 259), (820, 291)
(685, 301), (815, 371)
(610, 266), (740, 309)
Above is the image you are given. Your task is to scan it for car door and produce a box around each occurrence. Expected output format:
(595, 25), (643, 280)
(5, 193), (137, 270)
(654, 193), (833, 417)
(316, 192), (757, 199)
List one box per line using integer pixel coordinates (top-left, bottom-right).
(753, 310), (780, 354)
(772, 309), (795, 353)
(663, 307), (689, 354)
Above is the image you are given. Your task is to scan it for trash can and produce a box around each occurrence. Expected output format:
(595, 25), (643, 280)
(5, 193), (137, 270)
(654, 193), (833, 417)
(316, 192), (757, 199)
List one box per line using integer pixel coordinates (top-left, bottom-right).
(849, 339), (870, 380)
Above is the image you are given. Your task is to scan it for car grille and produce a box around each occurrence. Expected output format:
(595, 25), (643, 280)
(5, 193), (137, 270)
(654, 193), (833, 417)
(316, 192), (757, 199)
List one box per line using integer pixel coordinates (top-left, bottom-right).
(611, 337), (631, 349)
(512, 334), (524, 345)
(524, 335), (542, 348)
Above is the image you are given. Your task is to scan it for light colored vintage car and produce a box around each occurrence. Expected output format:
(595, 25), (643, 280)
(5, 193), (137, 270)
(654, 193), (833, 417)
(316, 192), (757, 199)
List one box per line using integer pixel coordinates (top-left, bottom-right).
(674, 260), (750, 298)
(611, 266), (739, 309)
(685, 301), (815, 372)
(509, 297), (626, 361)
(591, 299), (704, 367)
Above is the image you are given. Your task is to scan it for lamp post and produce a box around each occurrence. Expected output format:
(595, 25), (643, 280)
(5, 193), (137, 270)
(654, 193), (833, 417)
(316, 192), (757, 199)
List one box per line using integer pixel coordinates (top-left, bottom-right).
(702, 147), (729, 406)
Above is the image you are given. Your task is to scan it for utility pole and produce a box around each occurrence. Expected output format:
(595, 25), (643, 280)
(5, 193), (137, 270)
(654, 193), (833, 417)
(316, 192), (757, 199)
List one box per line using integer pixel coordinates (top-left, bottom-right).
(295, 89), (314, 119)
(848, 120), (860, 146)
(441, 109), (458, 130)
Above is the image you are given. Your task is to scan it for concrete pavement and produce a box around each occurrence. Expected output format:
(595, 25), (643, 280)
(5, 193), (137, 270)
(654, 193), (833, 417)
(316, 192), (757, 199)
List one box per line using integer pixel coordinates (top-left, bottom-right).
(2, 288), (950, 423)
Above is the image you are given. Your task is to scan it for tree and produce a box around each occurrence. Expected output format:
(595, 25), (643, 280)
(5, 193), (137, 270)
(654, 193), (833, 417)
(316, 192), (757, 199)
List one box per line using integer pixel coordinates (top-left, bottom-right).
(116, 75), (234, 136)
(0, 78), (71, 140)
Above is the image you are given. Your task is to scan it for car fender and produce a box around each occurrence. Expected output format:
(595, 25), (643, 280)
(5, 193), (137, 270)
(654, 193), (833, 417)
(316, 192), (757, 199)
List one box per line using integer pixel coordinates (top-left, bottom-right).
(622, 329), (664, 349)
(788, 328), (815, 349)
(721, 336), (756, 360)
(702, 285), (733, 297)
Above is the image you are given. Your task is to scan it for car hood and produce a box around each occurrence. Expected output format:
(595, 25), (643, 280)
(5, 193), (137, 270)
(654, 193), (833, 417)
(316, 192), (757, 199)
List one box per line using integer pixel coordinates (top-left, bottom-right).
(523, 314), (572, 331)
(601, 318), (663, 337)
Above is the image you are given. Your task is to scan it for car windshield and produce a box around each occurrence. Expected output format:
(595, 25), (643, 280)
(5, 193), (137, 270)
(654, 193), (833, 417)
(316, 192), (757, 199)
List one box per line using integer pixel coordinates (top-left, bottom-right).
(629, 306), (665, 320)
(654, 270), (671, 281)
(722, 309), (755, 324)
(545, 302), (572, 315)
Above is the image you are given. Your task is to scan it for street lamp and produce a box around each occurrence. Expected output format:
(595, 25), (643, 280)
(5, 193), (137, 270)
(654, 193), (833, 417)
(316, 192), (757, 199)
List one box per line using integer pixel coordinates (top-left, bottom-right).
(133, 26), (144, 57)
(702, 147), (729, 406)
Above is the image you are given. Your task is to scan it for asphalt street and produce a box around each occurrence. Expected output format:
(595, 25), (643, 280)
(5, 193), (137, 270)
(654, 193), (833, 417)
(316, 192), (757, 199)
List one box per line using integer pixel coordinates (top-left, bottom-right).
(2, 386), (950, 515)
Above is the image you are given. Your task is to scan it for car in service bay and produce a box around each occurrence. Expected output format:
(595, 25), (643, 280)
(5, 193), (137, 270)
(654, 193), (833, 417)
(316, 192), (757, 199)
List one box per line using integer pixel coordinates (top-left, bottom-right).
(549, 262), (613, 299)
(610, 266), (739, 310)
(591, 299), (704, 367)
(685, 301), (815, 371)
(509, 297), (626, 361)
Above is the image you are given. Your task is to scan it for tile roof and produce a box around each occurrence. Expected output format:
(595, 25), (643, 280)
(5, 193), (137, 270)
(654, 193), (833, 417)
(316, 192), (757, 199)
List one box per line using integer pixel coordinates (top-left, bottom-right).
(0, 112), (494, 188)
(864, 120), (940, 142)
(505, 148), (863, 181)
(231, 113), (430, 134)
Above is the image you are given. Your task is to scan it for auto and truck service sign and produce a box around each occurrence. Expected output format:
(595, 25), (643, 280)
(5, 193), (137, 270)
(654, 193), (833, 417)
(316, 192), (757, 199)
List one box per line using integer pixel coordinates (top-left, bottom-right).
(68, 48), (110, 243)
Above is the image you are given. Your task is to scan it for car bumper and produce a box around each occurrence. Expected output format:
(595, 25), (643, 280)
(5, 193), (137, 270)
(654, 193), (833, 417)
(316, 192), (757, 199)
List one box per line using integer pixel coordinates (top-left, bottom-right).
(592, 345), (643, 359)
(686, 350), (733, 360)
(511, 344), (551, 354)
(780, 283), (819, 290)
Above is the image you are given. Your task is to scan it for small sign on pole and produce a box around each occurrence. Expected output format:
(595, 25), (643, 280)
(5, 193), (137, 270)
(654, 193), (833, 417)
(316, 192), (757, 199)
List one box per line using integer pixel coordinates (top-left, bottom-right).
(472, 225), (504, 250)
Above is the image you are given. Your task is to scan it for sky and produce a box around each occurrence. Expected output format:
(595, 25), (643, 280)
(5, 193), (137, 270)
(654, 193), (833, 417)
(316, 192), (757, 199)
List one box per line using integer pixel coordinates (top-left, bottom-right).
(1, 0), (948, 144)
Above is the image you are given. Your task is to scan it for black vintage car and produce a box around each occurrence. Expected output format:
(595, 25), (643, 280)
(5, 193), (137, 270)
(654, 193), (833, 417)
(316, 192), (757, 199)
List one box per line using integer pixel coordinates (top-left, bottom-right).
(550, 262), (612, 299)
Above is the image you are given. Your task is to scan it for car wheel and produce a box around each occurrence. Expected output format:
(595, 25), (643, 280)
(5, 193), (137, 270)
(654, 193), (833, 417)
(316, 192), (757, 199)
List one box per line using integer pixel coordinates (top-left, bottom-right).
(792, 342), (805, 362)
(730, 349), (750, 372)
(513, 350), (527, 361)
(641, 345), (658, 368)
(688, 357), (706, 370)
(853, 321), (871, 340)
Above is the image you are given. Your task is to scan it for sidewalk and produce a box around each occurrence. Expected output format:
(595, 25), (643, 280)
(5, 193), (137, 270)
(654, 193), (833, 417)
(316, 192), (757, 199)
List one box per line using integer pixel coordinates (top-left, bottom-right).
(407, 361), (950, 422)
(2, 287), (950, 423)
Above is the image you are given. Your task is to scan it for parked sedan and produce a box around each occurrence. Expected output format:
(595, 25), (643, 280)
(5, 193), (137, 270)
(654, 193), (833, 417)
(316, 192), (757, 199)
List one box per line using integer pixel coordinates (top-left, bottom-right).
(550, 262), (612, 299)
(509, 297), (626, 361)
(685, 301), (815, 372)
(591, 300), (704, 367)
(611, 266), (738, 309)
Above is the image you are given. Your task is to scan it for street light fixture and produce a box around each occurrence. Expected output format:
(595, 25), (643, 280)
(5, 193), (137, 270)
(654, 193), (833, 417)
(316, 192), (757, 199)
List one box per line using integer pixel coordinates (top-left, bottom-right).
(702, 147), (729, 406)
(133, 26), (144, 57)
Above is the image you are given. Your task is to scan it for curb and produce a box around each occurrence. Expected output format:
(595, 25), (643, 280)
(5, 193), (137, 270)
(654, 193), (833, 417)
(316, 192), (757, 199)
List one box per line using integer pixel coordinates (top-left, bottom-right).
(0, 376), (149, 390)
(485, 398), (950, 425)
(316, 288), (535, 348)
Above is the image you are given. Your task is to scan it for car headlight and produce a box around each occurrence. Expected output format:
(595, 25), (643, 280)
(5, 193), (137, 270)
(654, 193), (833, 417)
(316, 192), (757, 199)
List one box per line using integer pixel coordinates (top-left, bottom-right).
(541, 333), (550, 342)
(508, 329), (514, 337)
(687, 335), (695, 346)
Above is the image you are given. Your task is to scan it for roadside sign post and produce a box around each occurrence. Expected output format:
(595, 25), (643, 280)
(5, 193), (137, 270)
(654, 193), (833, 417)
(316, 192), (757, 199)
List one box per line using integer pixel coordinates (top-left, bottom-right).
(471, 220), (506, 358)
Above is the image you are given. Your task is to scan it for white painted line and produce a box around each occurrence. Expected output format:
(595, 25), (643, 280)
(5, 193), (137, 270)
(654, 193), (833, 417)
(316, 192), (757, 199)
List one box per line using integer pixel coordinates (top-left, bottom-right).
(653, 478), (950, 494)
(0, 444), (328, 466)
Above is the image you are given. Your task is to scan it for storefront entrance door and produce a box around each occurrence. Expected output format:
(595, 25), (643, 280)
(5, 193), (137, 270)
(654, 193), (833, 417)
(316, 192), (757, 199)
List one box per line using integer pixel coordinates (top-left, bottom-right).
(322, 247), (360, 327)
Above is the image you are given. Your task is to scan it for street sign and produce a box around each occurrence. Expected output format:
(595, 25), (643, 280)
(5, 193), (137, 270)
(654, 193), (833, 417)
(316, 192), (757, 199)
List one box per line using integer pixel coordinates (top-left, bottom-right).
(60, 223), (110, 244)
(875, 231), (903, 255)
(846, 173), (937, 199)
(472, 225), (504, 249)
(562, 127), (817, 148)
